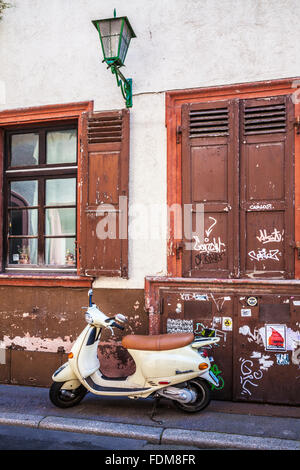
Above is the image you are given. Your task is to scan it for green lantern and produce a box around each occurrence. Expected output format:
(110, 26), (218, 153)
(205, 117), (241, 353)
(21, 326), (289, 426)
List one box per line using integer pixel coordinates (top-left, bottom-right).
(92, 10), (136, 108)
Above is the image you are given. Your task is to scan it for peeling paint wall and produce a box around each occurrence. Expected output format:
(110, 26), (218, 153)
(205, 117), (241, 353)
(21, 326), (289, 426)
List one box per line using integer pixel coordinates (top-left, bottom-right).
(0, 287), (146, 386)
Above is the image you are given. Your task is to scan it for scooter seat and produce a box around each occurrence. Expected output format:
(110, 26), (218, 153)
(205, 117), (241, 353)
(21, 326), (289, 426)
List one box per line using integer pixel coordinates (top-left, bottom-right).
(122, 333), (194, 351)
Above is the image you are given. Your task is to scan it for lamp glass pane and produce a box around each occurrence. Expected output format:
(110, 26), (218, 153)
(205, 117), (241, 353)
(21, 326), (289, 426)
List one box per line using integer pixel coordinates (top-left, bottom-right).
(98, 19), (122, 59)
(119, 20), (131, 64)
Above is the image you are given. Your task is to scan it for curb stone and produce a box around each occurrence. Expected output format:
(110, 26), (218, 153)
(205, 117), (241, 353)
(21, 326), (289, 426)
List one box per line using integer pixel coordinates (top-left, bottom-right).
(39, 416), (163, 444)
(0, 412), (45, 428)
(161, 428), (300, 450)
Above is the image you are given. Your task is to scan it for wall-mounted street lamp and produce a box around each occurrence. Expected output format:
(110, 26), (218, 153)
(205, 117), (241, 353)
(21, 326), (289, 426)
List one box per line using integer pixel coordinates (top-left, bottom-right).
(92, 10), (136, 108)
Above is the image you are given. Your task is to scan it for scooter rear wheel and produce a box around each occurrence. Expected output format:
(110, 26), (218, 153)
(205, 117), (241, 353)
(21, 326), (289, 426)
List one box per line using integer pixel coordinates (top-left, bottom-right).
(173, 378), (211, 413)
(49, 381), (87, 408)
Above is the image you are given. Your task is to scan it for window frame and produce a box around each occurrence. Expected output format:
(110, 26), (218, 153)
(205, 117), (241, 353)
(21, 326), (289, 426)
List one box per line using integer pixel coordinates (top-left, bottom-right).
(5, 124), (78, 271)
(0, 101), (93, 287)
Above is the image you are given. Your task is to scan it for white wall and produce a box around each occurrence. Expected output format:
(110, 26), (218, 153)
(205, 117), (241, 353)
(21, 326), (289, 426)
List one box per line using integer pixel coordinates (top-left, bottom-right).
(1, 0), (300, 287)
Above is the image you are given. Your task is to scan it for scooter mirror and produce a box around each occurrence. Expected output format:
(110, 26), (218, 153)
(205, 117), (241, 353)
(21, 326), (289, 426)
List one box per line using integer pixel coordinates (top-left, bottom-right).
(115, 314), (128, 323)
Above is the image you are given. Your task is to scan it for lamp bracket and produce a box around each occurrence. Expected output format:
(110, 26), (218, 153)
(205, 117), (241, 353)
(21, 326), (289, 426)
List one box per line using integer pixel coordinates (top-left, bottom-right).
(107, 62), (133, 108)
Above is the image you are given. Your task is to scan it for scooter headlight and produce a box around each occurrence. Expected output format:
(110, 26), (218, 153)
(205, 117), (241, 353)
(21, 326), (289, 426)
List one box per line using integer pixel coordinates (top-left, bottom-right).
(85, 312), (93, 324)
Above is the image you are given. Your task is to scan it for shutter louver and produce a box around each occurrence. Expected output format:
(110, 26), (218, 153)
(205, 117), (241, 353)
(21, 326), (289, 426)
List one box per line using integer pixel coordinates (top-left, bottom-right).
(87, 115), (123, 144)
(189, 107), (229, 137)
(244, 102), (286, 135)
(79, 109), (129, 278)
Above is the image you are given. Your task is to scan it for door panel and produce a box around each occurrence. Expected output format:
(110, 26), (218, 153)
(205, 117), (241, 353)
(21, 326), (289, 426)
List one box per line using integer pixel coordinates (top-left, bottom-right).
(240, 96), (294, 279)
(181, 100), (239, 278)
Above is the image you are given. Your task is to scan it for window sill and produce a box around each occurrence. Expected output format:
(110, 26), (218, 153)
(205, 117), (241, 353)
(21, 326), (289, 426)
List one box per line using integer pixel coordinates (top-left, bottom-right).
(0, 272), (92, 287)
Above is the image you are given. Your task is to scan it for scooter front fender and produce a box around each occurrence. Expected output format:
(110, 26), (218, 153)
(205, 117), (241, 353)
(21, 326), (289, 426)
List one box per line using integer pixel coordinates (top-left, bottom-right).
(52, 362), (77, 383)
(200, 368), (219, 388)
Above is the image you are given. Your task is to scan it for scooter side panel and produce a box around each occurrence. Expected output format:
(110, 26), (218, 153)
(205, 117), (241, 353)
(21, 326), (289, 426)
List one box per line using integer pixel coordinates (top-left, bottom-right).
(131, 345), (203, 380)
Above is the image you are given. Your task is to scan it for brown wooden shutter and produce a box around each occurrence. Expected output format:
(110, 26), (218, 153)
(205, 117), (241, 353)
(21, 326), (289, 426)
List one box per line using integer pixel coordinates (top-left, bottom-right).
(181, 99), (239, 278)
(79, 109), (129, 278)
(240, 95), (294, 279)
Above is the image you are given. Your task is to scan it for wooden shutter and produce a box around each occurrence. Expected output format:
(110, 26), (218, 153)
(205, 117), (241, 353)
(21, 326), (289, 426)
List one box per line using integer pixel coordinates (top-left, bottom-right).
(181, 100), (239, 278)
(79, 109), (129, 278)
(240, 95), (294, 279)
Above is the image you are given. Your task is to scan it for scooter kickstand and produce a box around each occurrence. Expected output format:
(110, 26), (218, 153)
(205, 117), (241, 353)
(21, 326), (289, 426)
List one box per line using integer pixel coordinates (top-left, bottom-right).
(150, 396), (163, 425)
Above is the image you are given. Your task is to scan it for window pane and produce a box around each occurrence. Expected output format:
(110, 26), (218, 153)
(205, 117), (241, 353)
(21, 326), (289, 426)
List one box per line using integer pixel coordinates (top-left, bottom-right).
(9, 209), (38, 236)
(45, 208), (76, 236)
(9, 238), (37, 265)
(46, 130), (77, 164)
(10, 180), (38, 207)
(45, 178), (76, 206)
(45, 238), (76, 266)
(11, 133), (39, 166)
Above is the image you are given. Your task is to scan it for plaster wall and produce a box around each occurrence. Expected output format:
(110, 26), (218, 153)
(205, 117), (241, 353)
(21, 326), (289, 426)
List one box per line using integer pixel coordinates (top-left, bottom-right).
(1, 0), (300, 287)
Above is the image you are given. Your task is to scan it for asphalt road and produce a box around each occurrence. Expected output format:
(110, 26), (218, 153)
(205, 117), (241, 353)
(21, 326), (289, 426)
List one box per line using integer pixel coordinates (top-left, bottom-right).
(0, 423), (200, 451)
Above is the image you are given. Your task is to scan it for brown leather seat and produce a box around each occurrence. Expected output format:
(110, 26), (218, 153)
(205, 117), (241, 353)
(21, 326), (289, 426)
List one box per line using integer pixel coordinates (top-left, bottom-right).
(122, 333), (194, 351)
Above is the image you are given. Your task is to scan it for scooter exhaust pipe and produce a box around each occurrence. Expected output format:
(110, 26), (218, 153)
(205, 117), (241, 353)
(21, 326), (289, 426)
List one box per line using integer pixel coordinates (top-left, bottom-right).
(157, 386), (197, 404)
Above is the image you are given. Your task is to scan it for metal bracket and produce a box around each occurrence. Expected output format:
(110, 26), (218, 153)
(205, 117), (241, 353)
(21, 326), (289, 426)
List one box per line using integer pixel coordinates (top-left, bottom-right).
(109, 63), (133, 108)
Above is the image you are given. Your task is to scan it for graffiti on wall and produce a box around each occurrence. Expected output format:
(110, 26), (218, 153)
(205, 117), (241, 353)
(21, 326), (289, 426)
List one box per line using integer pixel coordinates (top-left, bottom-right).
(248, 227), (284, 263)
(239, 357), (264, 396)
(238, 323), (300, 396)
(193, 217), (226, 265)
(210, 363), (225, 391)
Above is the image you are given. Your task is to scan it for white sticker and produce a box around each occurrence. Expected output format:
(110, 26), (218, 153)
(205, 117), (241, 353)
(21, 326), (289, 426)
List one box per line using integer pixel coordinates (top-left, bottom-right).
(241, 308), (252, 317)
(222, 317), (232, 331)
(13, 254), (19, 262)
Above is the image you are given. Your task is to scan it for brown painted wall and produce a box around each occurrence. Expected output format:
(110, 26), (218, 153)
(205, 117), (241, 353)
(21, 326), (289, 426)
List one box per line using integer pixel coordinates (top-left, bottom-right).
(0, 286), (146, 386)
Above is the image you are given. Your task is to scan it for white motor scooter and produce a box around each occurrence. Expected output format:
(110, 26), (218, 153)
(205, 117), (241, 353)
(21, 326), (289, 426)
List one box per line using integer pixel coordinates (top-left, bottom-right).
(50, 289), (220, 413)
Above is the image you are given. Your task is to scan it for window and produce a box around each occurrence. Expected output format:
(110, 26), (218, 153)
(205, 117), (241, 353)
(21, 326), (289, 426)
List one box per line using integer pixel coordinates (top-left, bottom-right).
(5, 125), (77, 271)
(0, 101), (129, 282)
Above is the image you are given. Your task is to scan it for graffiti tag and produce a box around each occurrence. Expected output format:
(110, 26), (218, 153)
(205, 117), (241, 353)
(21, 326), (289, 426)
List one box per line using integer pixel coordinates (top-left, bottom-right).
(240, 358), (263, 396)
(193, 235), (226, 254)
(248, 248), (281, 262)
(195, 252), (225, 265)
(210, 363), (225, 391)
(256, 228), (283, 244)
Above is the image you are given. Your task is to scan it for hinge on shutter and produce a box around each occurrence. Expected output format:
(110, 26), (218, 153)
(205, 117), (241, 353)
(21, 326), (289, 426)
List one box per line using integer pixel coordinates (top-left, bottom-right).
(294, 116), (300, 134)
(121, 265), (128, 278)
(175, 241), (184, 259)
(176, 126), (182, 144)
(291, 241), (300, 260)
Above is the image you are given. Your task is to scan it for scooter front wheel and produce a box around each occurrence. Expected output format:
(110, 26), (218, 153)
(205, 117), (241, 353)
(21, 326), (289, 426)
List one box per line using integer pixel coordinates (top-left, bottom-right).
(49, 381), (87, 408)
(173, 378), (210, 413)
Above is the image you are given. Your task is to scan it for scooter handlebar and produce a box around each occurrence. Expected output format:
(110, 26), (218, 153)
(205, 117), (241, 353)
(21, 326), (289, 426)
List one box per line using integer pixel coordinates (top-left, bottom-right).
(111, 321), (125, 331)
